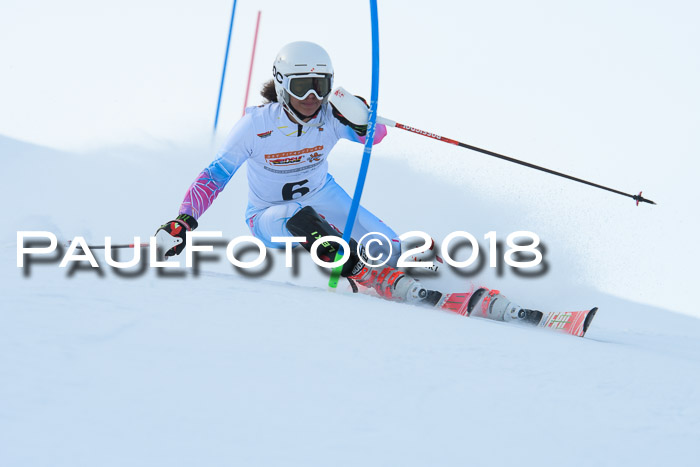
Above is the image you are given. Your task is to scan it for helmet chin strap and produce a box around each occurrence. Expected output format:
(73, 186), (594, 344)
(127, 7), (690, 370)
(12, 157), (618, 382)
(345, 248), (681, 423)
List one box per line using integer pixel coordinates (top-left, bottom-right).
(284, 97), (325, 128)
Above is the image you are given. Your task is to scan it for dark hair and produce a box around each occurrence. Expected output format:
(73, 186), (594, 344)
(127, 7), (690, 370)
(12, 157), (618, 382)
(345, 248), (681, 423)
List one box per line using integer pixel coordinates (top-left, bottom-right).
(261, 79), (278, 103)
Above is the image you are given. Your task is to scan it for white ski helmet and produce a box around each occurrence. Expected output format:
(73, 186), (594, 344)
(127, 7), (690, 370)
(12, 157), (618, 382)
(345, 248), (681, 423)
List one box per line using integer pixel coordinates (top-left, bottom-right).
(272, 41), (334, 107)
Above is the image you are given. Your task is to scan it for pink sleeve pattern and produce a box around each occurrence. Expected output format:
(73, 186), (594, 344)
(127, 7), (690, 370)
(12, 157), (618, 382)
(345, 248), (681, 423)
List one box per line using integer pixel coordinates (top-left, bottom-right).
(179, 161), (235, 219)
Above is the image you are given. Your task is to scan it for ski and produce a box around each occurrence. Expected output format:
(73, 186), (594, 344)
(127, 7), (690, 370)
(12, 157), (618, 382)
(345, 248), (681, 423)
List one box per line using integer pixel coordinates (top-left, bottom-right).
(435, 290), (598, 338)
(536, 307), (598, 337)
(437, 292), (471, 317)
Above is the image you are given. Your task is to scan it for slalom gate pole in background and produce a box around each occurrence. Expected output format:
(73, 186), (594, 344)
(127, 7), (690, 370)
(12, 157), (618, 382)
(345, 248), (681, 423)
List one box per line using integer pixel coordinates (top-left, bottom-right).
(377, 117), (656, 206)
(242, 11), (262, 116)
(213, 0), (238, 134)
(328, 0), (381, 289)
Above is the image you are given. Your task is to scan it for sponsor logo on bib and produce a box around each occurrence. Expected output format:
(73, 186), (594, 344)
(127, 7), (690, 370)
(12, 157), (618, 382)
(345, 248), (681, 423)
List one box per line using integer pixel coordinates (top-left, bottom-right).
(265, 146), (324, 167)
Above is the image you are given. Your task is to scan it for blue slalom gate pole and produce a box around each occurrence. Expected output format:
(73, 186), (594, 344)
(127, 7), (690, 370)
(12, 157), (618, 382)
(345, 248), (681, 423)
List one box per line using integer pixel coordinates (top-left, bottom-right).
(329, 0), (380, 288)
(213, 0), (238, 134)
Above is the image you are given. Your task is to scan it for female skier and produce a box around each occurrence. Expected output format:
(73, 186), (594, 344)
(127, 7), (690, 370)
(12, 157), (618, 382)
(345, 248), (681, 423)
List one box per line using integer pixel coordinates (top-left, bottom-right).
(155, 41), (432, 303)
(152, 40), (579, 332)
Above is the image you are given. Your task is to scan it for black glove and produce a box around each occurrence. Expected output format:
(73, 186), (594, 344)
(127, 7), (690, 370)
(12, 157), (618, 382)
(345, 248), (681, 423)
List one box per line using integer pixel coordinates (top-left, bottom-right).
(155, 214), (198, 257)
(331, 95), (369, 137)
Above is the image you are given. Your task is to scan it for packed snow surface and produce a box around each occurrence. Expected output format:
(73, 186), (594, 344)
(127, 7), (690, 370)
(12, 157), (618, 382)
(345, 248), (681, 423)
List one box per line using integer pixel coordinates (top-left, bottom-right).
(2, 136), (699, 466)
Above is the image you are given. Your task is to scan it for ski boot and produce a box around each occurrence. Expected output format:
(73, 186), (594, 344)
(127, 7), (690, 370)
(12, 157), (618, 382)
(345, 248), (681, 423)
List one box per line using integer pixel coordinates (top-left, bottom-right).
(467, 287), (543, 325)
(348, 261), (439, 304)
(286, 206), (440, 305)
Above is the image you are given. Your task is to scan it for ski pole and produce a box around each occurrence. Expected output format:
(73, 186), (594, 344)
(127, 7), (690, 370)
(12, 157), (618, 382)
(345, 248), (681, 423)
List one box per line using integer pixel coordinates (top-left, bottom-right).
(377, 117), (656, 206)
(64, 240), (149, 250)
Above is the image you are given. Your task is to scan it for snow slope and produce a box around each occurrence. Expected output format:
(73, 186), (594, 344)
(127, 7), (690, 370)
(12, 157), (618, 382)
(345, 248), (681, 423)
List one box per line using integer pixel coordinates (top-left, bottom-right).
(2, 135), (700, 466)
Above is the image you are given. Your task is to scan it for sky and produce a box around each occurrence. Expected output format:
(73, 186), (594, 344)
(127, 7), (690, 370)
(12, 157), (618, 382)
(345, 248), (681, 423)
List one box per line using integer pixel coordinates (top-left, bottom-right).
(1, 0), (699, 315)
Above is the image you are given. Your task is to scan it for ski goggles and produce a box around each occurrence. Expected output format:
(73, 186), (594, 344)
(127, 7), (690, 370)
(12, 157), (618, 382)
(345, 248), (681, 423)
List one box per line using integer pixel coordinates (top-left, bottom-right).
(283, 73), (333, 100)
